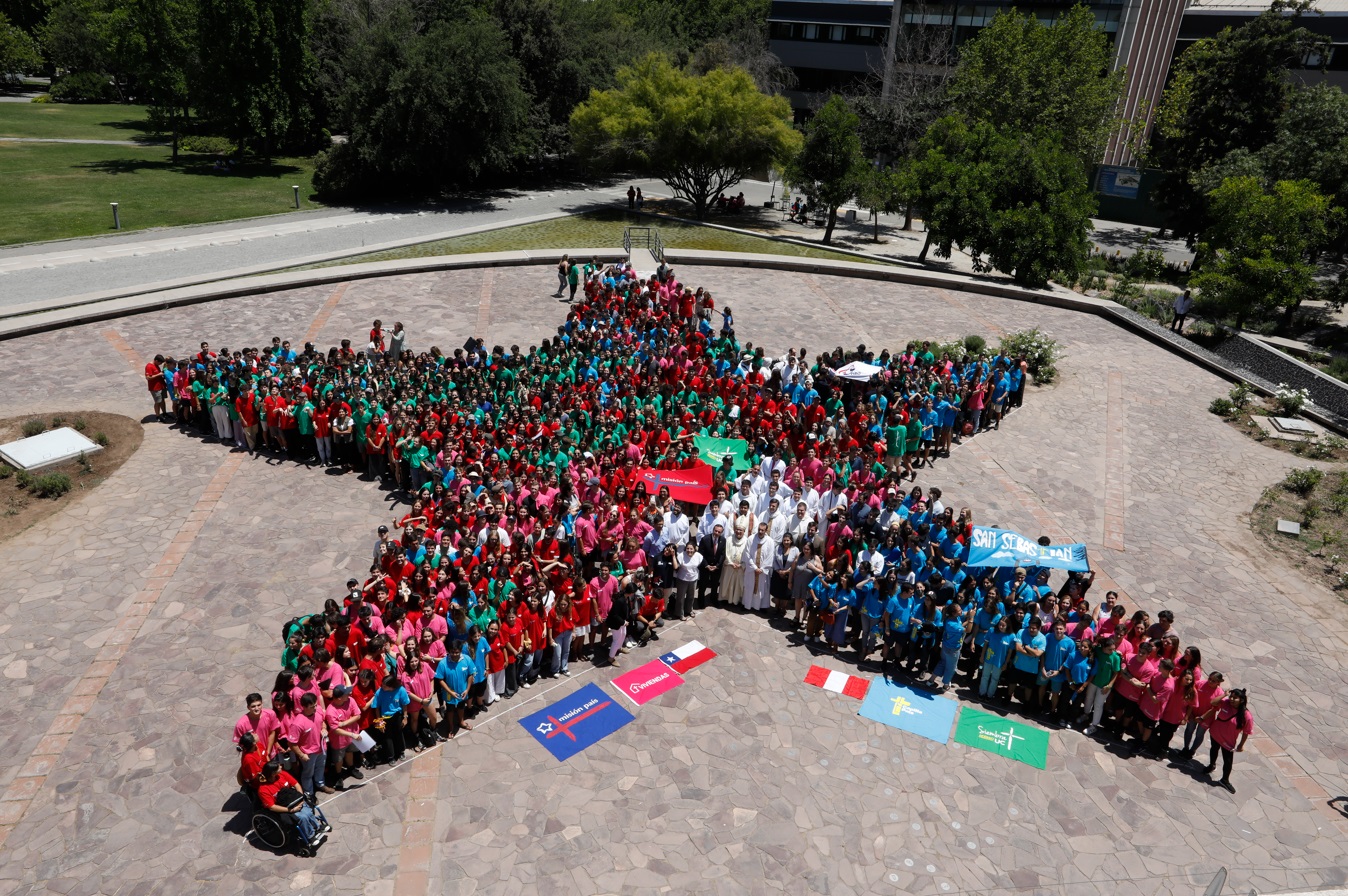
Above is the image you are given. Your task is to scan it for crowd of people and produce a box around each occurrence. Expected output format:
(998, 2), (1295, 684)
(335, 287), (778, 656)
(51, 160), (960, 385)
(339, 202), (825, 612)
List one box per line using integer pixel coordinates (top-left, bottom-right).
(142, 257), (1256, 850)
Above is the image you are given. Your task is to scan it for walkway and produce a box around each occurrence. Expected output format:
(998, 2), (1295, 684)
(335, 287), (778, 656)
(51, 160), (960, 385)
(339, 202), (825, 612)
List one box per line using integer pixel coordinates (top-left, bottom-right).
(0, 137), (167, 146)
(0, 265), (1342, 895)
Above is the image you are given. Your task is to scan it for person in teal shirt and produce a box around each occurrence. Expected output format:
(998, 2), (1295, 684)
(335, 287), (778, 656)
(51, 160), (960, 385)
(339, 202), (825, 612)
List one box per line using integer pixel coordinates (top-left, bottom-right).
(435, 642), (477, 738)
(979, 617), (1017, 700)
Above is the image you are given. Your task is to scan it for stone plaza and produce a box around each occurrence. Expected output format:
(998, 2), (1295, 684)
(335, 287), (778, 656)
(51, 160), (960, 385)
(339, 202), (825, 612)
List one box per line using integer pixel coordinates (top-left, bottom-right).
(0, 264), (1344, 896)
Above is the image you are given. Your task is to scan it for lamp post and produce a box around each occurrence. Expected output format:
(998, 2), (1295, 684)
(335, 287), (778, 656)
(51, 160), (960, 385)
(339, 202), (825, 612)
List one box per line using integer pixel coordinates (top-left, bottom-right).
(110, 202), (120, 230)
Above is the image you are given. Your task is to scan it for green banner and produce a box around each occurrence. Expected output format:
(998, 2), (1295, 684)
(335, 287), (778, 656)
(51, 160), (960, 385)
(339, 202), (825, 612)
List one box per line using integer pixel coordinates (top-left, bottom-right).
(695, 436), (750, 472)
(953, 707), (1050, 769)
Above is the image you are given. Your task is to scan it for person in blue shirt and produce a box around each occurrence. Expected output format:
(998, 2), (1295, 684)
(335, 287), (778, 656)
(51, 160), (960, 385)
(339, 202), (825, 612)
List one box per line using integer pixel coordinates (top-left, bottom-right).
(1002, 567), (1038, 608)
(989, 367), (1011, 430)
(936, 393), (958, 456)
(806, 573), (832, 646)
(1008, 360), (1026, 411)
(1010, 615), (1047, 709)
(467, 626), (490, 714)
(881, 582), (915, 676)
(979, 617), (1017, 700)
(369, 674), (411, 765)
(435, 642), (478, 739)
(971, 594), (1004, 677)
(825, 574), (857, 653)
(918, 399), (939, 468)
(933, 602), (971, 691)
(1063, 637), (1095, 728)
(1037, 619), (1076, 719)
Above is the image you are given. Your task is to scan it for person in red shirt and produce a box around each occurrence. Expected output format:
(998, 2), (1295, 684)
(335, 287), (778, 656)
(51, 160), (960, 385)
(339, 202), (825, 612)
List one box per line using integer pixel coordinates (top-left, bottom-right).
(255, 761), (329, 848)
(145, 354), (168, 420)
(236, 731), (267, 788)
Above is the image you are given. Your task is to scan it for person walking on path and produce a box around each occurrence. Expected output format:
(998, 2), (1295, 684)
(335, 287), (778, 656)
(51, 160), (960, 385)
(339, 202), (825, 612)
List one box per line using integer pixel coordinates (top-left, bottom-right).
(553, 255), (569, 298)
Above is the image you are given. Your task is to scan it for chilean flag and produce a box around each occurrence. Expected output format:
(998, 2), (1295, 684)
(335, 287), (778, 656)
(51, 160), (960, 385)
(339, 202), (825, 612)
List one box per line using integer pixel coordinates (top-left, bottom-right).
(804, 665), (870, 700)
(659, 640), (717, 674)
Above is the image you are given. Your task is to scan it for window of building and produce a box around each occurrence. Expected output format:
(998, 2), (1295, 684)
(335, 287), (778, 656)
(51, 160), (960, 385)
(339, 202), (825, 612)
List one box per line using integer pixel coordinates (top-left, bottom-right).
(830, 25), (846, 41)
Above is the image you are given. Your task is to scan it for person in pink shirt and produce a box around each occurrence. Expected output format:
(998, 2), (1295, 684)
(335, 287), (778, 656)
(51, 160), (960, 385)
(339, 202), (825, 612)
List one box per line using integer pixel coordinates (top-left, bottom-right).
(1201, 688), (1254, 793)
(1180, 670), (1225, 760)
(401, 653), (441, 751)
(1129, 659), (1176, 756)
(312, 649), (348, 701)
(1148, 667), (1198, 760)
(1107, 640), (1156, 740)
(287, 693), (333, 798)
(232, 693), (281, 758)
(323, 685), (364, 788)
(290, 663), (324, 713)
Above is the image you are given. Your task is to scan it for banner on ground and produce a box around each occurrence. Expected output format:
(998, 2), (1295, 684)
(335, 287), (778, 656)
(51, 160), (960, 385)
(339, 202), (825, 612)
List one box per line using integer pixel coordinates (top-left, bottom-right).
(857, 679), (959, 744)
(804, 665), (870, 700)
(659, 640), (717, 674)
(694, 436), (751, 473)
(519, 683), (635, 762)
(953, 706), (1051, 769)
(966, 526), (1090, 572)
(634, 464), (714, 505)
(612, 659), (685, 706)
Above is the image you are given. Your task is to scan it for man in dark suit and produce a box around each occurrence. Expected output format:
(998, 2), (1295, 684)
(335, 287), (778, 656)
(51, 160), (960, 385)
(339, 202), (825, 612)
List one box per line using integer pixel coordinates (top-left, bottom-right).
(697, 522), (726, 608)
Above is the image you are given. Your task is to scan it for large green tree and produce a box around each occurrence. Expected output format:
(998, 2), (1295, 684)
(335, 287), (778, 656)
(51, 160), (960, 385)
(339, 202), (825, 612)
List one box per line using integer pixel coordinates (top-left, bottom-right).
(123, 0), (195, 158)
(196, 0), (316, 156)
(911, 116), (1096, 288)
(786, 94), (866, 244)
(1191, 177), (1337, 329)
(1151, 0), (1329, 242)
(0, 11), (40, 77)
(570, 53), (800, 219)
(946, 4), (1123, 167)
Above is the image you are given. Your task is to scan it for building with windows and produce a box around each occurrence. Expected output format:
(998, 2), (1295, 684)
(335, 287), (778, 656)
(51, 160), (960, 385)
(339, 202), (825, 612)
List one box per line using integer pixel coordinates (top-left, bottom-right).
(768, 0), (1348, 167)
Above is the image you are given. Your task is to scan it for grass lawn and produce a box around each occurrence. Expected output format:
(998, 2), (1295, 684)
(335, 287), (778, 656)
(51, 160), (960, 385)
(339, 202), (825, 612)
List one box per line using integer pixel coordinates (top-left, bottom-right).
(0, 102), (159, 141)
(309, 209), (888, 269)
(0, 141), (319, 245)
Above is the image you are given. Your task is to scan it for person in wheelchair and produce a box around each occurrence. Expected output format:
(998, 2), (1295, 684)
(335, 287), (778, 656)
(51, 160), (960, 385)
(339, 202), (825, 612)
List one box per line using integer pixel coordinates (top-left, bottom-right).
(254, 759), (331, 854)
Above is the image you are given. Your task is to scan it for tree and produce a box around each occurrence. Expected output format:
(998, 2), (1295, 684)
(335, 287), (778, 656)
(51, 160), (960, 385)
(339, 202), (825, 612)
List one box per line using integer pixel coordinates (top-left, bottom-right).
(0, 11), (41, 77)
(946, 5), (1124, 167)
(313, 12), (533, 198)
(910, 116), (1096, 288)
(123, 0), (195, 159)
(855, 164), (907, 243)
(687, 18), (795, 95)
(1191, 177), (1337, 329)
(1151, 0), (1329, 242)
(785, 95), (866, 244)
(570, 53), (800, 219)
(195, 0), (316, 156)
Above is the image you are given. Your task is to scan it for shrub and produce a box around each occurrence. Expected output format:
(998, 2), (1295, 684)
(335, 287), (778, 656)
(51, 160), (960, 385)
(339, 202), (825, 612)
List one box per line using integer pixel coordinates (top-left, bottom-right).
(1228, 382), (1254, 410)
(73, 417), (88, 432)
(50, 416), (65, 428)
(21, 419), (45, 437)
(1283, 467), (1323, 497)
(49, 71), (118, 103)
(94, 432), (110, 447)
(32, 473), (71, 498)
(30, 93), (52, 104)
(14, 470), (33, 490)
(0, 464), (12, 479)
(999, 328), (1061, 385)
(180, 135), (235, 155)
(1209, 397), (1235, 417)
(1273, 384), (1310, 417)
(962, 334), (987, 356)
(1303, 501), (1321, 527)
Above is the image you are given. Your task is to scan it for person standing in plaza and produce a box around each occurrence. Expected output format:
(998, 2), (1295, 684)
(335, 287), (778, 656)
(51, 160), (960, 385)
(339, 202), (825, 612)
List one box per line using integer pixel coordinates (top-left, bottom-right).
(697, 522), (726, 608)
(720, 521), (748, 606)
(554, 255), (570, 299)
(1201, 688), (1253, 792)
(672, 540), (703, 620)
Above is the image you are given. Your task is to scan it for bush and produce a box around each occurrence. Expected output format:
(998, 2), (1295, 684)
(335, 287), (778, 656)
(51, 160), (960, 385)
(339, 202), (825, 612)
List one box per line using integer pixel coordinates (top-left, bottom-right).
(0, 464), (12, 479)
(180, 135), (235, 155)
(94, 432), (110, 447)
(999, 328), (1061, 385)
(32, 473), (71, 498)
(50, 416), (65, 428)
(1209, 397), (1235, 417)
(1303, 501), (1321, 527)
(21, 419), (45, 437)
(962, 334), (987, 356)
(313, 142), (364, 201)
(1273, 384), (1310, 417)
(1228, 382), (1254, 410)
(14, 470), (32, 489)
(73, 417), (88, 432)
(1283, 467), (1323, 497)
(30, 93), (52, 104)
(49, 71), (118, 104)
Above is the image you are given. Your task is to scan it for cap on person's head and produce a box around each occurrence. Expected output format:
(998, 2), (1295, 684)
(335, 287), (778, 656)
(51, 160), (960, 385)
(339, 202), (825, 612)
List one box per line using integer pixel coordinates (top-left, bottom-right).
(378, 525), (389, 534)
(332, 685), (352, 698)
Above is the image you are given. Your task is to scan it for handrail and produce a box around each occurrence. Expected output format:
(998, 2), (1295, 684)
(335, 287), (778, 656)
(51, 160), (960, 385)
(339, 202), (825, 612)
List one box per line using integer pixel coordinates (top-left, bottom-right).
(623, 226), (664, 262)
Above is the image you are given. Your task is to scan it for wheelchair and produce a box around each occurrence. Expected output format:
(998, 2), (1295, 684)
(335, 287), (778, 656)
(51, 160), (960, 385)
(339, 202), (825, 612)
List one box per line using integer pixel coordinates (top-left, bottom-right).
(247, 788), (331, 857)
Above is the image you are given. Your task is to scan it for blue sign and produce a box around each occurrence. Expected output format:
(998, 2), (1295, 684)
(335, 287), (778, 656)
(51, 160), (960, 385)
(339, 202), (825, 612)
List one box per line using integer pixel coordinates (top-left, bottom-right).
(518, 682), (635, 761)
(966, 526), (1090, 572)
(1096, 166), (1141, 199)
(858, 679), (959, 744)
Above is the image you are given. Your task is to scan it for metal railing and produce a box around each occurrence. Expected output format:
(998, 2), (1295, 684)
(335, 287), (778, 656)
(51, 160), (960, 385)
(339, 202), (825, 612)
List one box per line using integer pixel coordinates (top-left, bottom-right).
(623, 226), (664, 262)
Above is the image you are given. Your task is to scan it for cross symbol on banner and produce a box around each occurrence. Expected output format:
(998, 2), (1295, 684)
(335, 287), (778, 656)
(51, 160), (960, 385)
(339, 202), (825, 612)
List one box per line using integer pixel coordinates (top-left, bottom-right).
(541, 701), (612, 742)
(891, 695), (921, 717)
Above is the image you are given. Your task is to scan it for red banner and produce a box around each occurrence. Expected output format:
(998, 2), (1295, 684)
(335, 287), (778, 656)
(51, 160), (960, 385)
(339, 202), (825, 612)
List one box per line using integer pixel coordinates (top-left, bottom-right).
(634, 464), (714, 504)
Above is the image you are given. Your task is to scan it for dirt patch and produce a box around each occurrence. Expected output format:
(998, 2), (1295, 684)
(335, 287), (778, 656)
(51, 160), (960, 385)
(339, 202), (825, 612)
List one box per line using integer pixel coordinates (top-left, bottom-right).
(1251, 464), (1348, 598)
(1221, 400), (1348, 463)
(0, 411), (143, 542)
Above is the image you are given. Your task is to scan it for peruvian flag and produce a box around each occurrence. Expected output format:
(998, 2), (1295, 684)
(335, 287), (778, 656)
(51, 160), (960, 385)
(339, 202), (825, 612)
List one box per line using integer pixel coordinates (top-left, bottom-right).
(804, 665), (870, 700)
(659, 640), (717, 674)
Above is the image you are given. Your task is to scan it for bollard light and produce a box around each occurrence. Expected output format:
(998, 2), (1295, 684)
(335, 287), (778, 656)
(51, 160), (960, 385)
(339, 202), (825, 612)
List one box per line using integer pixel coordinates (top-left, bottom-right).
(111, 202), (120, 230)
(292, 185), (300, 209)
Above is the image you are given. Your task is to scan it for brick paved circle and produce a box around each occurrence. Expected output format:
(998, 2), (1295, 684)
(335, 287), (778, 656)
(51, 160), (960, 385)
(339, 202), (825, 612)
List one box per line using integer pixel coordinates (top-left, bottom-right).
(0, 265), (1344, 896)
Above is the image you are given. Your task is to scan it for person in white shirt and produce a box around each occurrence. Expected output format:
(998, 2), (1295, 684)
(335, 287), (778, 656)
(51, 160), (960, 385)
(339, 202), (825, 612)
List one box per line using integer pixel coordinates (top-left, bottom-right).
(928, 487), (946, 518)
(698, 492), (731, 539)
(786, 500), (813, 544)
(817, 479), (848, 525)
(661, 503), (691, 549)
(753, 469), (792, 517)
(760, 497), (788, 544)
(742, 522), (774, 611)
(671, 541), (703, 620)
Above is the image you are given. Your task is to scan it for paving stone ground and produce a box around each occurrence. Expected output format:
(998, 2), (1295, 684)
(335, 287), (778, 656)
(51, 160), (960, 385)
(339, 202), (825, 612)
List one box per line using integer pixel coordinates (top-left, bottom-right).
(0, 266), (1345, 896)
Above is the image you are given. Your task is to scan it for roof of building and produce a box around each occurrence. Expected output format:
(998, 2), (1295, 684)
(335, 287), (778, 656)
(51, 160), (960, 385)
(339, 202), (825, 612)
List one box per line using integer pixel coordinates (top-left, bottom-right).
(1186, 0), (1348, 13)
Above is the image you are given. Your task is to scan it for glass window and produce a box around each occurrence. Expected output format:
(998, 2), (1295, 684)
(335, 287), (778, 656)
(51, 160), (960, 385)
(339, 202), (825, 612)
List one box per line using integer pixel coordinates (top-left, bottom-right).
(803, 23), (819, 40)
(830, 25), (846, 41)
